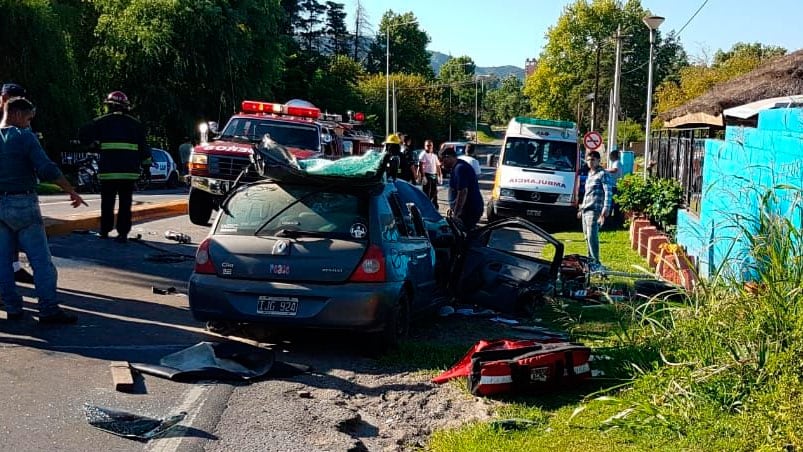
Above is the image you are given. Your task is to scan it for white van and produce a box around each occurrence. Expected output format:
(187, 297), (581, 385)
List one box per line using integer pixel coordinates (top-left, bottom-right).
(486, 117), (580, 224)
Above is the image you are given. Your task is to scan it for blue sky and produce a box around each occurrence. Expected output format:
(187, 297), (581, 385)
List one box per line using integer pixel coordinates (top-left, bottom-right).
(344, 0), (802, 67)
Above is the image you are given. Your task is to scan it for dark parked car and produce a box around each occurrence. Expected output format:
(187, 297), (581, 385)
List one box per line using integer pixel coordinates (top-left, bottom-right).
(188, 142), (563, 347)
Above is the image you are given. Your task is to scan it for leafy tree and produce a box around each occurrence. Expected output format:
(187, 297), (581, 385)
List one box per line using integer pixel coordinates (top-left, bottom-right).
(309, 55), (365, 114)
(357, 73), (448, 143)
(604, 118), (644, 148)
(89, 0), (286, 150)
(654, 42), (787, 116)
(324, 1), (349, 55)
(0, 0), (88, 157)
(296, 0), (327, 53)
(366, 11), (432, 78)
(523, 0), (687, 129)
(439, 56), (475, 115)
(484, 75), (530, 125)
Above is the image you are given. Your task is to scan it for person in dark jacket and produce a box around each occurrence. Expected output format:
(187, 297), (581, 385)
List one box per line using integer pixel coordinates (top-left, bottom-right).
(79, 91), (151, 242)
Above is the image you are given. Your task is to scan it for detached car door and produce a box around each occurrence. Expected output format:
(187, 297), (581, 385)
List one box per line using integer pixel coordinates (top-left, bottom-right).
(450, 218), (564, 313)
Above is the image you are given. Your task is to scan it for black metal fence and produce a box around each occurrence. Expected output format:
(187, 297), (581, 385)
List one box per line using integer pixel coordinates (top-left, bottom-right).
(650, 128), (711, 215)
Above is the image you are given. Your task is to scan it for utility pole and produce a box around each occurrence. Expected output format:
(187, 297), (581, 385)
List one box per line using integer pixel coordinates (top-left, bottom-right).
(392, 79), (397, 133)
(592, 42), (601, 131)
(608, 26), (628, 158)
(448, 85), (452, 141)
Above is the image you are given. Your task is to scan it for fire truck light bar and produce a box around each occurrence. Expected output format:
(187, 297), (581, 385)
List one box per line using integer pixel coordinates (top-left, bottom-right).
(241, 101), (321, 119)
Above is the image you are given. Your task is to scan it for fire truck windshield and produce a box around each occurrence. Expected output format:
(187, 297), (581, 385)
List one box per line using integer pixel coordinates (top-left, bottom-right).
(221, 118), (320, 151)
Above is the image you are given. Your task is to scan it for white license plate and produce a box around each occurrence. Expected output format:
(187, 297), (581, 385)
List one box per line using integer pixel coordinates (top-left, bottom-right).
(257, 296), (298, 316)
(526, 209), (542, 217)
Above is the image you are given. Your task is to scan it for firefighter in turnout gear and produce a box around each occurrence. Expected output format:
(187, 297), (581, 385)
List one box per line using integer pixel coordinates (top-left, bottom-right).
(78, 91), (151, 242)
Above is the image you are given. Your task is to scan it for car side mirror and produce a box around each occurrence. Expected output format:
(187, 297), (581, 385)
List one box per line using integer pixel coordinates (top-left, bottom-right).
(208, 121), (219, 134)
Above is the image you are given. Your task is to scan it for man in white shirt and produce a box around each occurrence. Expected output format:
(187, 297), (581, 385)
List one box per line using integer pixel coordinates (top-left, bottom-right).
(458, 142), (481, 176)
(417, 139), (442, 208)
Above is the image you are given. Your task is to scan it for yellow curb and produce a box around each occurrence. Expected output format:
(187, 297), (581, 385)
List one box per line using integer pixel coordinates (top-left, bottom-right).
(44, 199), (188, 237)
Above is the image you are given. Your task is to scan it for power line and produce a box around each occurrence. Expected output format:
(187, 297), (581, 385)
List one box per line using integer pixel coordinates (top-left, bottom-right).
(620, 0), (709, 77)
(676, 0), (709, 37)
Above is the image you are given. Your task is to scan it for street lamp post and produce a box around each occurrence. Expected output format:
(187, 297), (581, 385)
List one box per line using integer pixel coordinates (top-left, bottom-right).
(474, 75), (490, 143)
(385, 20), (417, 137)
(643, 15), (664, 179)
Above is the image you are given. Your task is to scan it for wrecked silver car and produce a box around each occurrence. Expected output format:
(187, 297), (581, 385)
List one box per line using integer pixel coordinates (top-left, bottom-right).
(188, 137), (564, 346)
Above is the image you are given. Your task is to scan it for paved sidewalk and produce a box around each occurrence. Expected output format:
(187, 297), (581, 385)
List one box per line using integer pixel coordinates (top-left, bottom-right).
(43, 199), (188, 237)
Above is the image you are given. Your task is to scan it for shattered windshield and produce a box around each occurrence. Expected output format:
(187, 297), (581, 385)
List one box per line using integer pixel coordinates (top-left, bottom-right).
(216, 183), (368, 239)
(221, 118), (320, 151)
(502, 137), (578, 171)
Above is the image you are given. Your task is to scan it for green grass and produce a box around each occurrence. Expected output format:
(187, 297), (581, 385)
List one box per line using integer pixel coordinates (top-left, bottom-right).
(425, 190), (803, 450)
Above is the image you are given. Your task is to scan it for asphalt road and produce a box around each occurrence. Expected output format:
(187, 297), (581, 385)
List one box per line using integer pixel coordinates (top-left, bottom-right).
(0, 215), (222, 452)
(1, 168), (507, 451)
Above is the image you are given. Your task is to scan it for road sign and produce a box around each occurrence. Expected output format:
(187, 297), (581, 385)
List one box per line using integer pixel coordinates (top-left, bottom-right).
(583, 131), (602, 150)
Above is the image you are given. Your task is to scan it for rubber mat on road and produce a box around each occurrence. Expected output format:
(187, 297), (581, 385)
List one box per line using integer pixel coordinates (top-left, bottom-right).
(131, 341), (308, 382)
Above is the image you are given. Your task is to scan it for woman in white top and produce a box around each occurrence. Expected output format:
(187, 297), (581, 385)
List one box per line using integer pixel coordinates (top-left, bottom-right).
(418, 139), (442, 208)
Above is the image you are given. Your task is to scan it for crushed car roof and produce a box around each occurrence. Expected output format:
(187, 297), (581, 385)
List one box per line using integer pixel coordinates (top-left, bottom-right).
(254, 136), (387, 186)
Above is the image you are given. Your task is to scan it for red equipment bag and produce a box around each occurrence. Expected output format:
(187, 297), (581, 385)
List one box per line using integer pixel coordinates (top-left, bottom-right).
(468, 342), (592, 396)
(432, 339), (560, 385)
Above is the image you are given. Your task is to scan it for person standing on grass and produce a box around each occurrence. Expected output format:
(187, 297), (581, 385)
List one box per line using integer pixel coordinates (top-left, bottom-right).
(577, 150), (612, 271)
(0, 97), (86, 323)
(417, 139), (442, 208)
(606, 149), (624, 227)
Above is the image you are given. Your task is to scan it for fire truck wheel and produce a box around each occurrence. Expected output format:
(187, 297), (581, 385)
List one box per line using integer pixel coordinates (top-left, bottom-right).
(189, 188), (213, 226)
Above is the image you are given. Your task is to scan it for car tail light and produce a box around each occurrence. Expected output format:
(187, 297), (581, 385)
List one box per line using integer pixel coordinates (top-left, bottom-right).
(194, 238), (216, 274)
(349, 245), (386, 282)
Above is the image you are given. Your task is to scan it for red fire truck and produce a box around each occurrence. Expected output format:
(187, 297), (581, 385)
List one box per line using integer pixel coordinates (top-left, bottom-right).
(187, 99), (345, 225)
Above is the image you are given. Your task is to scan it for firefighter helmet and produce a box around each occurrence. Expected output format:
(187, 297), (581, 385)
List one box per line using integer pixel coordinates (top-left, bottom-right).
(104, 91), (131, 110)
(383, 134), (401, 145)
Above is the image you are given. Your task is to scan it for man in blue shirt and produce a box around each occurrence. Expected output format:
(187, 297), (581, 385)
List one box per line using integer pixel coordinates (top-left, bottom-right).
(0, 97), (86, 323)
(1, 83), (35, 284)
(440, 148), (483, 230)
(577, 150), (612, 270)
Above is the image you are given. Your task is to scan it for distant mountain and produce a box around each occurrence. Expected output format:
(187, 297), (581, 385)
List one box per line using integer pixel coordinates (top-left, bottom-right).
(430, 51), (524, 80)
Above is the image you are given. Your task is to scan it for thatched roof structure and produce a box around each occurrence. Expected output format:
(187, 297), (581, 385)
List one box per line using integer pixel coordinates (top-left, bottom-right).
(659, 49), (803, 127)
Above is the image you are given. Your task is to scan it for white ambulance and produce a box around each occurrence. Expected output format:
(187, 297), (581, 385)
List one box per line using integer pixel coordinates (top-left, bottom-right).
(486, 117), (580, 225)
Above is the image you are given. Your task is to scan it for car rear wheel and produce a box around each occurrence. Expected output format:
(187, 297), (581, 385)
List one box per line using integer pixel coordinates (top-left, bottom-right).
(189, 188), (213, 225)
(376, 292), (410, 351)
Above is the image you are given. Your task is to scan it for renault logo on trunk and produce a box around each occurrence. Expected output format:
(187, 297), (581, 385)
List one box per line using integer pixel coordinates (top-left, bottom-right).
(530, 192), (541, 202)
(272, 240), (290, 255)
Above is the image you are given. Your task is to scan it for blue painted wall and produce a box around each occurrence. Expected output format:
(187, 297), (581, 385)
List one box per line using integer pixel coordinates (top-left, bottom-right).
(676, 108), (803, 280)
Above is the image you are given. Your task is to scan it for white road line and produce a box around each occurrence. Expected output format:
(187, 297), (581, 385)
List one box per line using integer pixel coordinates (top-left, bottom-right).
(147, 384), (212, 452)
